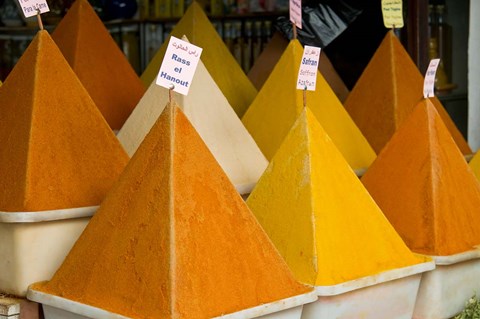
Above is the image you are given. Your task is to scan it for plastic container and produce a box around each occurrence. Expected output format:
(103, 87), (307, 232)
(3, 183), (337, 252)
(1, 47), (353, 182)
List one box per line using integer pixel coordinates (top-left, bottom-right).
(301, 261), (435, 319)
(0, 296), (20, 319)
(27, 288), (317, 319)
(0, 207), (97, 296)
(413, 249), (480, 319)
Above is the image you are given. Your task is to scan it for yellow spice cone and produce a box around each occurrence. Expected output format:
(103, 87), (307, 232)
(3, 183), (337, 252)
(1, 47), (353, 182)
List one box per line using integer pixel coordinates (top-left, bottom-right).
(242, 39), (375, 171)
(52, 0), (145, 130)
(141, 2), (257, 118)
(362, 99), (480, 256)
(247, 107), (426, 286)
(345, 31), (471, 155)
(33, 103), (311, 318)
(0, 31), (129, 212)
(248, 32), (349, 102)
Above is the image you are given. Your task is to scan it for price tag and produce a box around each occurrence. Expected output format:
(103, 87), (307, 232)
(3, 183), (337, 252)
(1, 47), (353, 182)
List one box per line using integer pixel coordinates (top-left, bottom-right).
(297, 46), (321, 91)
(381, 0), (404, 28)
(290, 0), (302, 29)
(17, 0), (49, 18)
(423, 58), (440, 98)
(156, 36), (203, 96)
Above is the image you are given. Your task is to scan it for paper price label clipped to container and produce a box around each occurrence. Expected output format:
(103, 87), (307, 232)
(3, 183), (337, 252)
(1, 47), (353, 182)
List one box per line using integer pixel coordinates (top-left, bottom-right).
(156, 36), (203, 95)
(423, 58), (440, 98)
(17, 0), (49, 18)
(381, 0), (403, 28)
(290, 0), (302, 29)
(297, 45), (321, 91)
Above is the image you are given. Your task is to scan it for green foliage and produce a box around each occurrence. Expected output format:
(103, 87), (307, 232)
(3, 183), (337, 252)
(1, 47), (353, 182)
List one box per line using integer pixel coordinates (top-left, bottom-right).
(455, 294), (480, 319)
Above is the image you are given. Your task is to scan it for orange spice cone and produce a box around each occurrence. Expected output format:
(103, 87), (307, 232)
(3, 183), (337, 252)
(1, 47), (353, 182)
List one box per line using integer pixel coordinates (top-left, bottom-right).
(141, 1), (257, 118)
(52, 0), (145, 130)
(31, 102), (312, 319)
(362, 99), (480, 256)
(242, 39), (375, 171)
(0, 31), (129, 212)
(344, 31), (471, 155)
(247, 107), (426, 287)
(118, 58), (267, 195)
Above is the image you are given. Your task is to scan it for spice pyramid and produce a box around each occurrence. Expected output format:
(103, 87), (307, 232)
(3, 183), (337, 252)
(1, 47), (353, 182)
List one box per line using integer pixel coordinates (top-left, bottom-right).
(248, 32), (349, 102)
(362, 99), (480, 256)
(0, 31), (129, 212)
(344, 31), (471, 155)
(52, 0), (145, 130)
(141, 2), (257, 118)
(246, 108), (426, 286)
(118, 58), (267, 194)
(33, 103), (311, 319)
(242, 39), (375, 170)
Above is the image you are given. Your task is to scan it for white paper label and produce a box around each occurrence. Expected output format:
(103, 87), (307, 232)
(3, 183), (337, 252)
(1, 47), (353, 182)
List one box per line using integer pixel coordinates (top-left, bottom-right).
(423, 58), (440, 98)
(297, 45), (321, 91)
(17, 0), (50, 18)
(381, 0), (404, 28)
(156, 36), (203, 96)
(290, 0), (302, 29)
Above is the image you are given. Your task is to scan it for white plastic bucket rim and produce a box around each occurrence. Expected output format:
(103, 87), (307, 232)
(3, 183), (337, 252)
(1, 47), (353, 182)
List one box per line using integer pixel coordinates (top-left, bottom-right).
(429, 247), (480, 265)
(314, 260), (435, 296)
(213, 291), (317, 318)
(0, 206), (97, 223)
(28, 287), (317, 319)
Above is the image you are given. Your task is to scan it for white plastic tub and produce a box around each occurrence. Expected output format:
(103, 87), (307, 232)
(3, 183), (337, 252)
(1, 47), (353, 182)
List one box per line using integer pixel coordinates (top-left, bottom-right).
(301, 261), (435, 319)
(413, 249), (480, 319)
(0, 296), (20, 319)
(0, 207), (96, 296)
(27, 288), (317, 319)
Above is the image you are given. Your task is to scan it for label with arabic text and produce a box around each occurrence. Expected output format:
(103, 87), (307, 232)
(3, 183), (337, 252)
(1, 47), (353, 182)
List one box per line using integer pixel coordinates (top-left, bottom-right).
(17, 0), (49, 18)
(156, 36), (203, 95)
(297, 45), (321, 91)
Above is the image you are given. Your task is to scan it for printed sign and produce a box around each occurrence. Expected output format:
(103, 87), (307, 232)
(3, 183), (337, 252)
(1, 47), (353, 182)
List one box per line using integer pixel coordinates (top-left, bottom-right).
(423, 58), (440, 98)
(381, 0), (404, 28)
(17, 0), (49, 18)
(290, 0), (302, 29)
(297, 45), (321, 91)
(156, 36), (203, 95)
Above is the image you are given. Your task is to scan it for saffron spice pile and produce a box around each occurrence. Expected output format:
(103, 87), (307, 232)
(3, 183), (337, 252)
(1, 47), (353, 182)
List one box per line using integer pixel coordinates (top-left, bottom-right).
(242, 39), (375, 170)
(247, 108), (426, 286)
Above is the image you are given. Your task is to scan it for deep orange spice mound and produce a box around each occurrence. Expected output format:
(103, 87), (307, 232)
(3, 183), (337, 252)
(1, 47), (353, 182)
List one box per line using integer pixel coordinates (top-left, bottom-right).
(34, 103), (311, 318)
(345, 31), (471, 155)
(0, 31), (129, 212)
(52, 0), (145, 130)
(362, 99), (480, 256)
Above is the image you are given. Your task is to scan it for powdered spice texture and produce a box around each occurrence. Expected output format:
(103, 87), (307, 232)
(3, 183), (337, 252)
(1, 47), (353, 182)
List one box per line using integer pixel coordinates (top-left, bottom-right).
(140, 2), (257, 118)
(362, 99), (480, 256)
(0, 31), (129, 212)
(242, 39), (375, 170)
(345, 31), (471, 155)
(35, 103), (310, 318)
(247, 108), (425, 286)
(52, 0), (145, 130)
